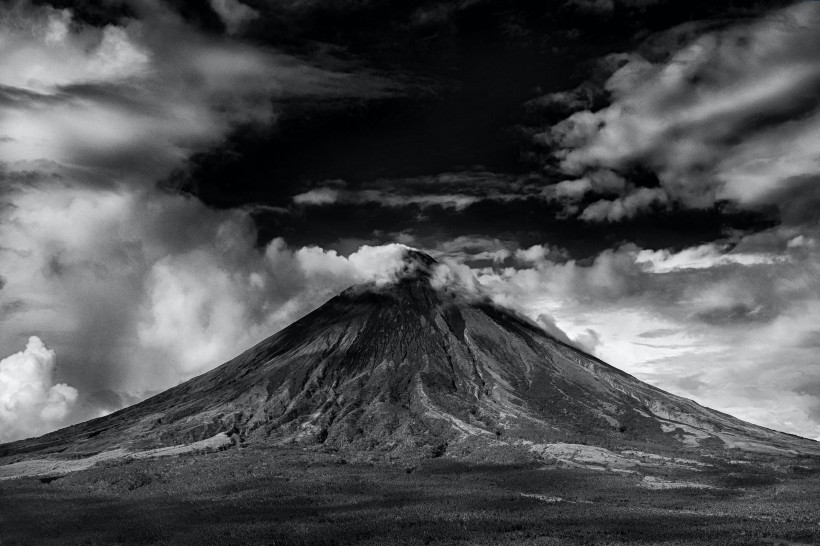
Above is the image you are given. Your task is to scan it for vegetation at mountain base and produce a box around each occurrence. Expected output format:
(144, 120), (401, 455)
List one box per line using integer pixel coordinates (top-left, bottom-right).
(2, 446), (820, 546)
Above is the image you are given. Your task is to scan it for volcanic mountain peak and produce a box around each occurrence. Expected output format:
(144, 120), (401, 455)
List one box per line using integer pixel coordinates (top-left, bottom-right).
(2, 249), (819, 470)
(344, 248), (481, 308)
(394, 248), (439, 279)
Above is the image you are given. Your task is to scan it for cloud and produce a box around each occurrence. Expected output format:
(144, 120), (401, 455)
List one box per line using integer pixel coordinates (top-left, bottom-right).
(2, 0), (818, 448)
(208, 0), (259, 35)
(432, 236), (518, 264)
(463, 227), (820, 440)
(4, 179), (820, 442)
(579, 187), (668, 221)
(0, 0), (390, 181)
(293, 186), (483, 211)
(0, 185), (427, 400)
(516, 244), (549, 264)
(572, 328), (603, 355)
(634, 243), (785, 273)
(0, 0), (402, 440)
(538, 2), (820, 221)
(693, 302), (766, 325)
(514, 244), (568, 264)
(534, 313), (575, 345)
(290, 171), (546, 212)
(563, 0), (666, 16)
(637, 328), (677, 339)
(292, 187), (341, 206)
(0, 336), (78, 442)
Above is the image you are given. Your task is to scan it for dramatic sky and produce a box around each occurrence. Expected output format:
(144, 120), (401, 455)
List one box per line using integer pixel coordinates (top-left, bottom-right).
(2, 0), (820, 442)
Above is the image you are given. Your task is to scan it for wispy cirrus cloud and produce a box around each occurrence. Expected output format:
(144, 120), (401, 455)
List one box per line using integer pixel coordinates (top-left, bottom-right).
(291, 171), (548, 211)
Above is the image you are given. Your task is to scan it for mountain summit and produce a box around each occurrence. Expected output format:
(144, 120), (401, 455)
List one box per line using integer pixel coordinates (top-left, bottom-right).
(2, 249), (817, 463)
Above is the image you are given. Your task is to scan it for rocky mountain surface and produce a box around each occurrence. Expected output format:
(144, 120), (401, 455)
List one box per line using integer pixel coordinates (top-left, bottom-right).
(2, 250), (818, 471)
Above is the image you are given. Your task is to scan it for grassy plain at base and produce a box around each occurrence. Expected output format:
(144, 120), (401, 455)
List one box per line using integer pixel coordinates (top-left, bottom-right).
(1, 446), (819, 545)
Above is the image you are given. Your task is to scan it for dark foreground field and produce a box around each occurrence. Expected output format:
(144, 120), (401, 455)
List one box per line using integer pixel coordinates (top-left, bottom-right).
(1, 447), (819, 545)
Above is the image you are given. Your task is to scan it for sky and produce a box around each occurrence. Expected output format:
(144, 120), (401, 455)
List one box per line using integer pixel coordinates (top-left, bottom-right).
(1, 0), (820, 443)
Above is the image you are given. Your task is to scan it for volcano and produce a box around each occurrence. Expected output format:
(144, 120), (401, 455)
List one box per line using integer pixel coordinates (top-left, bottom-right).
(2, 250), (818, 468)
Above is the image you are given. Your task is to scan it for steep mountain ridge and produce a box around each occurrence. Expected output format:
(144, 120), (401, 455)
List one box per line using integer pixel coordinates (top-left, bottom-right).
(2, 250), (818, 463)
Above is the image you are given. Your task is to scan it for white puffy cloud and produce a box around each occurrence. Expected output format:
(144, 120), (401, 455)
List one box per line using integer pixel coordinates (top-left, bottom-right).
(0, 184), (425, 398)
(0, 336), (78, 442)
(0, 8), (149, 90)
(430, 258), (483, 295)
(292, 187), (341, 206)
(467, 230), (820, 440)
(515, 244), (549, 264)
(540, 2), (820, 219)
(135, 239), (420, 385)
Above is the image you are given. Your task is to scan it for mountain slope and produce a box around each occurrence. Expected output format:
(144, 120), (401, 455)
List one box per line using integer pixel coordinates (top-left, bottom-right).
(2, 250), (817, 462)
